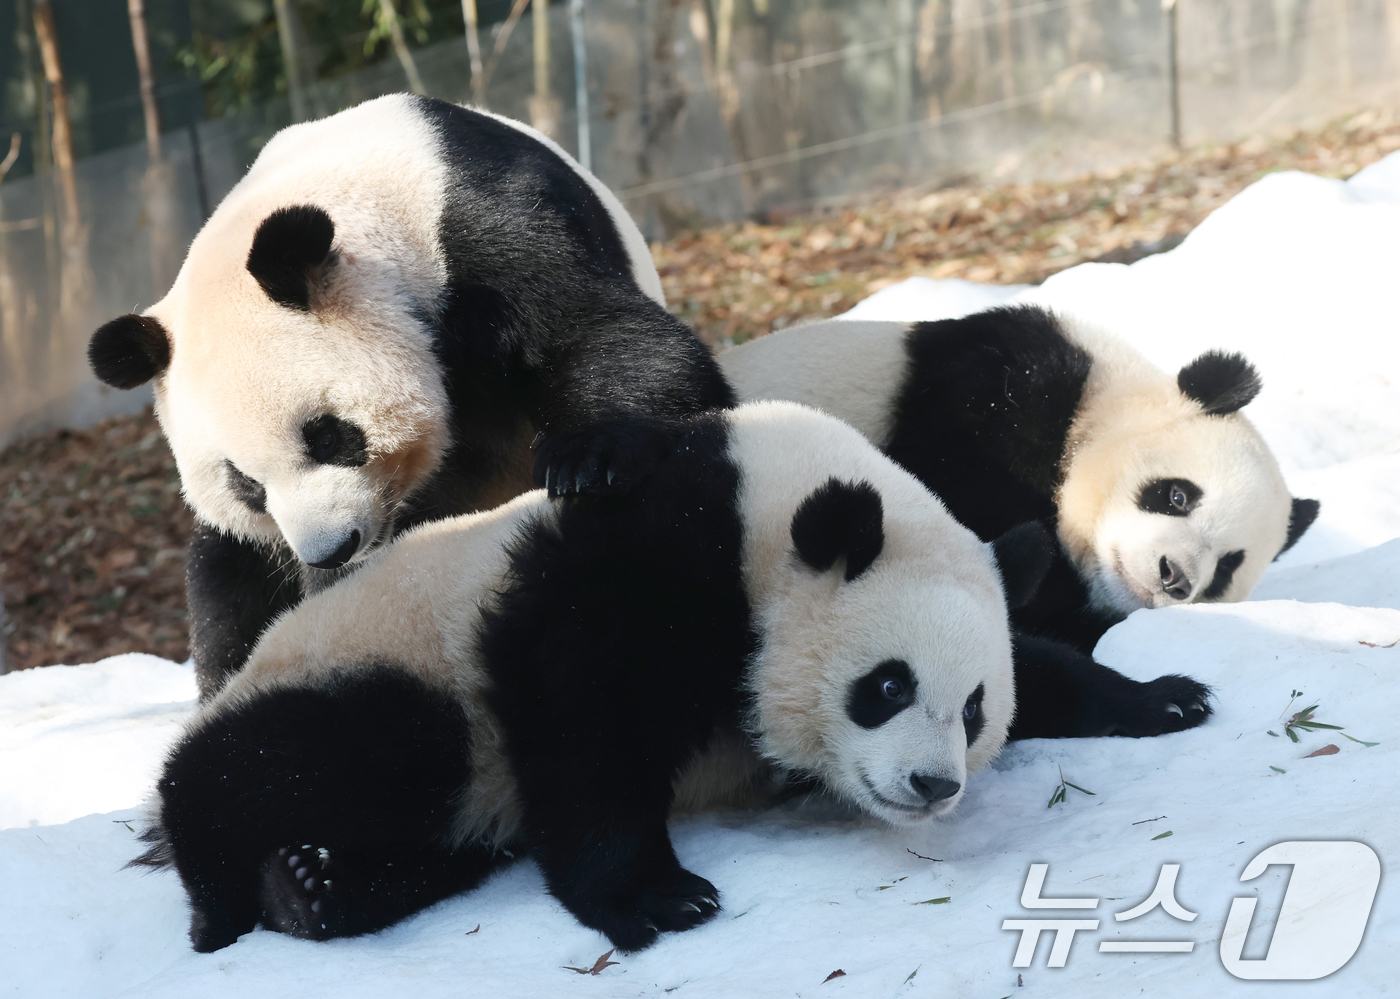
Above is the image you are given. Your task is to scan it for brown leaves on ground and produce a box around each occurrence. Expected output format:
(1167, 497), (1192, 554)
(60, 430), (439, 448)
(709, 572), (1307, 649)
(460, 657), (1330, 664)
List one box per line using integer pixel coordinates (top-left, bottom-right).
(657, 108), (1400, 346)
(1, 407), (192, 671)
(1304, 745), (1341, 758)
(562, 948), (619, 975)
(823, 969), (847, 983)
(4, 109), (1400, 673)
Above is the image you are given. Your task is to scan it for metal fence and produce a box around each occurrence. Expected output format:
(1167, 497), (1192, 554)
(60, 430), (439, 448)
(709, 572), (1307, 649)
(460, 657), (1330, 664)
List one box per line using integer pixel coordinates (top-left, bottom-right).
(2, 0), (1397, 448)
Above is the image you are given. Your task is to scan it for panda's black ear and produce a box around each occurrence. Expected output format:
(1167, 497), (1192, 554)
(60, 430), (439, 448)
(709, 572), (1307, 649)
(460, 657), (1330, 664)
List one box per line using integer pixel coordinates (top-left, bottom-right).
(246, 205), (337, 311)
(88, 313), (171, 389)
(989, 521), (1056, 610)
(1277, 497), (1320, 557)
(791, 478), (884, 582)
(1177, 350), (1262, 415)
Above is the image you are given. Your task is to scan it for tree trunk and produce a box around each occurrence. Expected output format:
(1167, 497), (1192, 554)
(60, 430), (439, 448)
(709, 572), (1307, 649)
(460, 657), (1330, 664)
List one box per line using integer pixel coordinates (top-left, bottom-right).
(127, 0), (178, 300)
(273, 0), (309, 121)
(32, 0), (92, 335)
(378, 0), (427, 95)
(462, 0), (485, 104)
(530, 0), (562, 137)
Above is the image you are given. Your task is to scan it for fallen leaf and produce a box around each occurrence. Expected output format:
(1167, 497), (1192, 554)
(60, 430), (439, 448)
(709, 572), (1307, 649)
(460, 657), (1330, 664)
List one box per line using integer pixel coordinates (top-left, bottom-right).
(465, 924), (480, 935)
(1152, 830), (1173, 840)
(1304, 744), (1341, 758)
(914, 897), (951, 905)
(562, 948), (619, 976)
(823, 969), (847, 983)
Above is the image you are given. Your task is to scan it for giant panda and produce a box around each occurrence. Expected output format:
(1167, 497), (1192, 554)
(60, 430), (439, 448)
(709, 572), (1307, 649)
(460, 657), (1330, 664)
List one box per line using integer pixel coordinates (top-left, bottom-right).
(718, 307), (1320, 651)
(86, 94), (732, 700)
(134, 402), (1212, 954)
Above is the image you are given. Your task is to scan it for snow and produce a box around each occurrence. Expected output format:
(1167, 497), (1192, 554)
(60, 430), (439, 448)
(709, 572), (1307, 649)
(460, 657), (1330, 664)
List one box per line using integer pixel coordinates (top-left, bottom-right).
(4, 154), (1400, 998)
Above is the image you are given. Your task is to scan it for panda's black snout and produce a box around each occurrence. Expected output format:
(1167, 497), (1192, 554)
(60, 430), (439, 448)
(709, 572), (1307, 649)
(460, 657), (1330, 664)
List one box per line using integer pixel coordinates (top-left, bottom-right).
(308, 529), (361, 570)
(909, 773), (960, 803)
(1158, 556), (1192, 600)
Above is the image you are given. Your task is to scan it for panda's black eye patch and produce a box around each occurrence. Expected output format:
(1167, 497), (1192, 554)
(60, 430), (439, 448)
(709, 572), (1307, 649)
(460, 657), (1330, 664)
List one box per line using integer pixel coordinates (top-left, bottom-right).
(1137, 479), (1202, 517)
(962, 683), (986, 747)
(225, 460), (266, 514)
(847, 659), (916, 729)
(1201, 549), (1245, 600)
(302, 415), (368, 467)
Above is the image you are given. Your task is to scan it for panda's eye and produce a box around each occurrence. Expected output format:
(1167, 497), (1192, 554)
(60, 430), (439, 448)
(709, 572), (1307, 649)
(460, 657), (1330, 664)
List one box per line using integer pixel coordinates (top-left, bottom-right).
(962, 683), (986, 745)
(847, 659), (916, 729)
(302, 415), (369, 467)
(1137, 479), (1202, 517)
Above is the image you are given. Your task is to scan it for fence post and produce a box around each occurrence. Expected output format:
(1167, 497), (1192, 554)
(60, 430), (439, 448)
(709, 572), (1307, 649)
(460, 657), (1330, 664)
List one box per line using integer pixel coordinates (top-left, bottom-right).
(1164, 0), (1182, 149)
(571, 0), (591, 170)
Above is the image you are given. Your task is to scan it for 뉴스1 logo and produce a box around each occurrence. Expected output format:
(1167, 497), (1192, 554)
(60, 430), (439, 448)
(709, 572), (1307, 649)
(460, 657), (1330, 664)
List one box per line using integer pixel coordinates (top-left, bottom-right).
(1002, 841), (1380, 981)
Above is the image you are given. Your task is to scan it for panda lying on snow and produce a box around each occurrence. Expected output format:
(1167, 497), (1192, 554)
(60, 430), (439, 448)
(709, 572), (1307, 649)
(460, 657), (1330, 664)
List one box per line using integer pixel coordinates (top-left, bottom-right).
(87, 94), (731, 702)
(719, 307), (1320, 652)
(138, 402), (1211, 954)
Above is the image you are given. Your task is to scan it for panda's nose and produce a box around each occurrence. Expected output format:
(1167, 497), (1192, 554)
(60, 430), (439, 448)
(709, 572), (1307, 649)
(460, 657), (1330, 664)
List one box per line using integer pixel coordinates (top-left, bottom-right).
(308, 529), (361, 570)
(909, 773), (961, 803)
(1159, 556), (1192, 600)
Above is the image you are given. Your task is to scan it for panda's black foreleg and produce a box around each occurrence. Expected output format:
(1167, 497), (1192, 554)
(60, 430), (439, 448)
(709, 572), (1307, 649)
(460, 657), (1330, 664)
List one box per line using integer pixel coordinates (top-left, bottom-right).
(529, 812), (720, 953)
(1009, 631), (1213, 740)
(257, 841), (500, 941)
(186, 523), (302, 701)
(147, 664), (477, 951)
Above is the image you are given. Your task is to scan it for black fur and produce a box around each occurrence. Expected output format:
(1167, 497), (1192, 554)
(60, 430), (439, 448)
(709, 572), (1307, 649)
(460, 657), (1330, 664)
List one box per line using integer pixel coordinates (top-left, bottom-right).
(1200, 549), (1246, 600)
(846, 659), (917, 729)
(224, 461), (267, 514)
(88, 314), (171, 389)
(178, 98), (731, 700)
(245, 205), (337, 311)
(479, 414), (752, 951)
(138, 664), (487, 952)
(1281, 497), (1320, 555)
(1137, 478), (1202, 517)
(961, 683), (986, 746)
(301, 414), (369, 467)
(790, 478), (885, 582)
(185, 525), (301, 697)
(1008, 632), (1213, 739)
(990, 521), (1056, 610)
(1177, 350), (1262, 415)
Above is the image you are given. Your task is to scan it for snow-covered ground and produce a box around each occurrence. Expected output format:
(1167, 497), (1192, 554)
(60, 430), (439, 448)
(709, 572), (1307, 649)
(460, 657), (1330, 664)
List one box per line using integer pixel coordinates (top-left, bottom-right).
(4, 155), (1399, 998)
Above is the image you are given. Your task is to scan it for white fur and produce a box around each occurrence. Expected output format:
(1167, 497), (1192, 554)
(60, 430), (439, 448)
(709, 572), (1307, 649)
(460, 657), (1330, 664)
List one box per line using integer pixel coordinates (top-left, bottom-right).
(1055, 317), (1292, 616)
(195, 402), (1017, 836)
(719, 315), (1298, 617)
(727, 401), (1014, 826)
(148, 96), (662, 570)
(717, 321), (912, 446)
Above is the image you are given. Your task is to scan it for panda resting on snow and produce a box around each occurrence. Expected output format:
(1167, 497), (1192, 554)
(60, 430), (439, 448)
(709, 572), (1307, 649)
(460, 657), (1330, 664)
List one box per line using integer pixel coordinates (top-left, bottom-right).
(719, 306), (1320, 652)
(87, 94), (731, 700)
(135, 402), (1212, 954)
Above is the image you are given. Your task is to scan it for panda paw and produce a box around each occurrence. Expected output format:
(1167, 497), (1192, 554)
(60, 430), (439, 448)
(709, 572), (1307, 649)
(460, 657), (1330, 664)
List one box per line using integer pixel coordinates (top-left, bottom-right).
(593, 869), (721, 952)
(1116, 675), (1213, 737)
(258, 845), (344, 940)
(534, 420), (675, 498)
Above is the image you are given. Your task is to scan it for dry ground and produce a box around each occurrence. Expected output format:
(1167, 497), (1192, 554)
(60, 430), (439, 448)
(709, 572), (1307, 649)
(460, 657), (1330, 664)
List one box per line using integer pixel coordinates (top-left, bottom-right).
(4, 107), (1399, 670)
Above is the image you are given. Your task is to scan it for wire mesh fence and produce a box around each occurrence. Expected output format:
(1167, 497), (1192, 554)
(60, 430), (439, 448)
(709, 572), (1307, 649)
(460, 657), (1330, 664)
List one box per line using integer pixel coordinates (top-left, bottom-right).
(1, 0), (1397, 447)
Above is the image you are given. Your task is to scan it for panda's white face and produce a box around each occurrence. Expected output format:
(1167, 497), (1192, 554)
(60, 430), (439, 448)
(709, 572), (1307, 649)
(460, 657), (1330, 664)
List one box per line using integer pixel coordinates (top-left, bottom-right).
(730, 403), (1015, 827)
(1059, 389), (1293, 618)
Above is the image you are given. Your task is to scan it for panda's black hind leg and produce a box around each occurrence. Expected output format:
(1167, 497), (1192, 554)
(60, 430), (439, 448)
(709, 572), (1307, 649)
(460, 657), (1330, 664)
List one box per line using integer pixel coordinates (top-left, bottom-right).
(258, 842), (501, 941)
(1009, 631), (1213, 740)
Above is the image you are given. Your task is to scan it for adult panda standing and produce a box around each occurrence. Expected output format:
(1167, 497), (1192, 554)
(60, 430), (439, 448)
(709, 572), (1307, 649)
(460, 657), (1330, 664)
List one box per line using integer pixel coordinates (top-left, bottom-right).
(133, 402), (1213, 954)
(719, 306), (1319, 652)
(87, 95), (732, 700)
